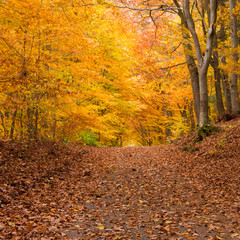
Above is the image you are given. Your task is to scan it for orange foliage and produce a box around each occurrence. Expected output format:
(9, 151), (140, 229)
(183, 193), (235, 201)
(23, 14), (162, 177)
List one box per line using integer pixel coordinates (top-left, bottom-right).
(1, 0), (238, 145)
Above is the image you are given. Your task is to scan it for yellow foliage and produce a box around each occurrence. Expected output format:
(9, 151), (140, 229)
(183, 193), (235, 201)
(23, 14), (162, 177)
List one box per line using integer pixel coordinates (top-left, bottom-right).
(0, 0), (238, 145)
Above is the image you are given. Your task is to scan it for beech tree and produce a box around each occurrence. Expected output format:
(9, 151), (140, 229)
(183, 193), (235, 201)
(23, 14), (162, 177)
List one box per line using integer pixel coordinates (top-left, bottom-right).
(0, 0), (142, 144)
(219, 0), (232, 114)
(1, 0), (239, 145)
(109, 0), (218, 126)
(179, 0), (217, 126)
(229, 0), (240, 114)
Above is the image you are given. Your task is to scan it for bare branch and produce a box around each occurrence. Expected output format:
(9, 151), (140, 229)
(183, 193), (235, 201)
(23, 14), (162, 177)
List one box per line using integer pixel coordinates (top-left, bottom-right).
(183, 0), (202, 66)
(71, 1), (181, 13)
(27, 33), (35, 63)
(170, 42), (182, 54)
(149, 10), (157, 27)
(195, 1), (207, 36)
(114, 3), (180, 13)
(0, 36), (23, 57)
(201, 0), (217, 72)
(173, 0), (183, 17)
(158, 61), (187, 70)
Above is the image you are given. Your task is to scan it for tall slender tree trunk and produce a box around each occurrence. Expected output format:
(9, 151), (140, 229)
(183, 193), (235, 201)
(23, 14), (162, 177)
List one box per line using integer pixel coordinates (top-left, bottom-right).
(211, 51), (225, 120)
(34, 106), (38, 139)
(27, 107), (33, 139)
(201, 1), (225, 120)
(10, 109), (17, 140)
(181, 17), (200, 124)
(20, 109), (23, 140)
(52, 113), (56, 139)
(219, 3), (232, 114)
(183, 0), (217, 127)
(229, 0), (240, 114)
(0, 110), (7, 137)
(189, 101), (196, 130)
(185, 50), (200, 125)
(221, 68), (232, 113)
(198, 70), (209, 125)
(173, 0), (200, 125)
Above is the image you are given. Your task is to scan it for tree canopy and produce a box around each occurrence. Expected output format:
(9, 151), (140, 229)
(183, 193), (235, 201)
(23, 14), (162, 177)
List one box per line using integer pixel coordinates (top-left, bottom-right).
(0, 0), (239, 146)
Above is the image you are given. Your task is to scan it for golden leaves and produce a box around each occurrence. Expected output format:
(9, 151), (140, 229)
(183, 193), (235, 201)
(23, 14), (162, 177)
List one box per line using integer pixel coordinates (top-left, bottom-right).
(0, 0), (143, 143)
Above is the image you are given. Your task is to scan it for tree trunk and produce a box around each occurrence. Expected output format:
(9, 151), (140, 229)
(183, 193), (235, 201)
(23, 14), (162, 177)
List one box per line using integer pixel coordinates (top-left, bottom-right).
(10, 109), (17, 140)
(221, 68), (232, 113)
(34, 106), (38, 139)
(164, 107), (172, 137)
(229, 0), (240, 114)
(183, 0), (217, 127)
(211, 51), (225, 120)
(173, 0), (200, 125)
(198, 70), (209, 125)
(27, 107), (33, 139)
(20, 109), (23, 140)
(185, 48), (200, 125)
(189, 101), (196, 130)
(0, 110), (7, 137)
(218, 3), (232, 114)
(52, 113), (57, 139)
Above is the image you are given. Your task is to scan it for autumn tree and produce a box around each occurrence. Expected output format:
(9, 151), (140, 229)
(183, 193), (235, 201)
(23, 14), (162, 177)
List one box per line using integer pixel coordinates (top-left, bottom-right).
(111, 0), (238, 126)
(229, 0), (240, 114)
(1, 0), (239, 145)
(182, 0), (217, 126)
(0, 0), (142, 145)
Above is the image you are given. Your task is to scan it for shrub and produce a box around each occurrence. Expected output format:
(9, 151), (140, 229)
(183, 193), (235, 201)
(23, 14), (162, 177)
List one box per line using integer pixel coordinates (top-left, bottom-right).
(197, 123), (220, 141)
(79, 132), (100, 146)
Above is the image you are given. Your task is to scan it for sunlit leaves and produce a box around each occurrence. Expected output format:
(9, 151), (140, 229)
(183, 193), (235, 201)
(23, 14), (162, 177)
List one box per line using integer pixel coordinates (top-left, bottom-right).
(1, 0), (238, 145)
(0, 0), (142, 143)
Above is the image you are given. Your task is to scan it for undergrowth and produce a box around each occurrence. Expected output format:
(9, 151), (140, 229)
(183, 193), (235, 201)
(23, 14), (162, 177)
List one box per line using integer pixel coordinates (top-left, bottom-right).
(197, 123), (221, 142)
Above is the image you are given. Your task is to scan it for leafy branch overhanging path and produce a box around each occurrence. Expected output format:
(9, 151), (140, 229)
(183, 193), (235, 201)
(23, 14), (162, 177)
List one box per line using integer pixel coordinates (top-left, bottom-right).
(0, 118), (240, 239)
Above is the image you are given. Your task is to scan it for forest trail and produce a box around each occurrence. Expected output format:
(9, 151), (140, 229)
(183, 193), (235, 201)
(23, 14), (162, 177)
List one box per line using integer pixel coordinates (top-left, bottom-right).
(1, 118), (240, 239)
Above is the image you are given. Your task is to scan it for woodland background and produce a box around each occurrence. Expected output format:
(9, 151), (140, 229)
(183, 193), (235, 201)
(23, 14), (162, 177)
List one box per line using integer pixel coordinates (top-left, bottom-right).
(0, 0), (240, 146)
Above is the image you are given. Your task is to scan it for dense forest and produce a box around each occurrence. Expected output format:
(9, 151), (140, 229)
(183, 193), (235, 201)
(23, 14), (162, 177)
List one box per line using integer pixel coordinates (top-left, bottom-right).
(1, 1), (240, 239)
(0, 0), (239, 146)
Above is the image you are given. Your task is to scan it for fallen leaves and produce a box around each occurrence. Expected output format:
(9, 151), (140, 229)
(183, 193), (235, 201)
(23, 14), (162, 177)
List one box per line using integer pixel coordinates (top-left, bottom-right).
(1, 118), (240, 239)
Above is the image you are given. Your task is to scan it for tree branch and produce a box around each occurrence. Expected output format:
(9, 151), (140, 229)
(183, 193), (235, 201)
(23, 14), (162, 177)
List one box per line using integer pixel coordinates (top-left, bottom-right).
(158, 61), (188, 70)
(183, 0), (202, 66)
(0, 36), (23, 57)
(71, 2), (181, 13)
(202, 0), (217, 73)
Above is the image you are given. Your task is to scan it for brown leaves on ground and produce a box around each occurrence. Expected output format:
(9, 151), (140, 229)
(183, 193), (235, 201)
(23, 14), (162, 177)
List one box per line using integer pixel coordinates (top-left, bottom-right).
(1, 118), (240, 239)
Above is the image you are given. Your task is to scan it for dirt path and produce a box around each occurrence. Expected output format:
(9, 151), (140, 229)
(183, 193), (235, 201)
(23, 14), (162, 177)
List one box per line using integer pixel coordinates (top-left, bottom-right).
(1, 118), (240, 239)
(65, 144), (240, 239)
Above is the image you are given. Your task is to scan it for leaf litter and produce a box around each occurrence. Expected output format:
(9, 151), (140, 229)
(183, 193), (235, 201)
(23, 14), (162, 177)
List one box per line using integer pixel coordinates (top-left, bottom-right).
(0, 118), (240, 239)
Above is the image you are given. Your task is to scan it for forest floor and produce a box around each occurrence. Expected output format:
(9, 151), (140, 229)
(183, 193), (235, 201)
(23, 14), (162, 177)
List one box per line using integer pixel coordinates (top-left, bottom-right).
(0, 118), (240, 240)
